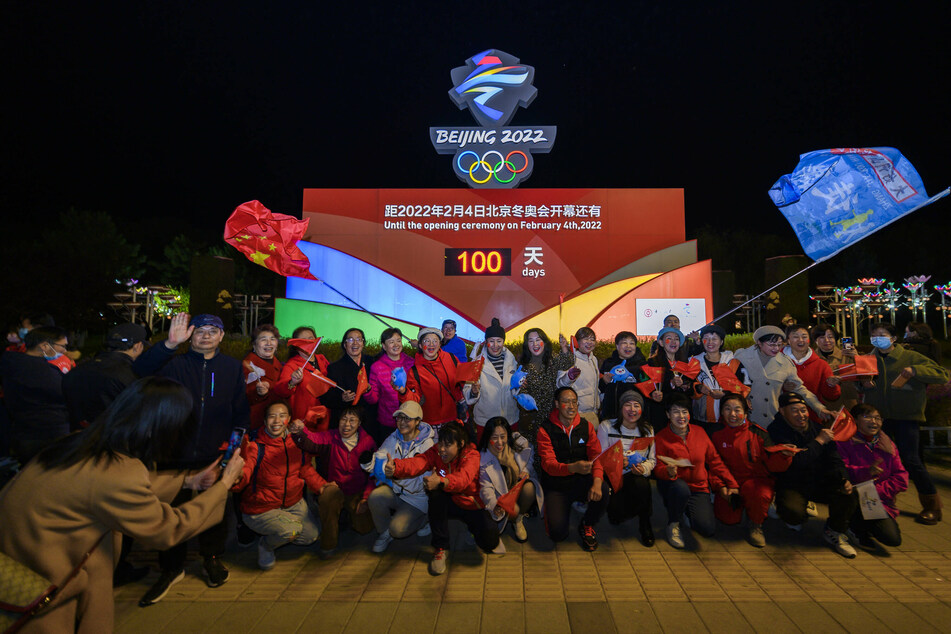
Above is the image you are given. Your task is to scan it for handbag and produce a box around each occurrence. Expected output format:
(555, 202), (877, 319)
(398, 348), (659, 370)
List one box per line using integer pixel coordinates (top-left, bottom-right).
(0, 533), (107, 633)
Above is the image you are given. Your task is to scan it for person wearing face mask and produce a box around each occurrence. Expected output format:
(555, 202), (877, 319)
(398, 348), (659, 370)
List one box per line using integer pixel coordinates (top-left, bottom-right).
(324, 328), (377, 435)
(734, 325), (833, 428)
(367, 401), (436, 553)
(464, 318), (519, 443)
(394, 326), (464, 428)
(478, 416), (543, 543)
(861, 323), (950, 525)
(835, 404), (908, 550)
(810, 323), (859, 411)
(384, 421), (503, 575)
(690, 323), (748, 436)
(557, 327), (601, 426)
(242, 324), (292, 431)
(289, 406), (377, 557)
(597, 391), (656, 546)
(768, 393), (858, 558)
(783, 324), (841, 419)
(364, 328), (415, 436)
(232, 401), (328, 570)
(654, 393), (738, 549)
(598, 331), (648, 420)
(0, 326), (71, 463)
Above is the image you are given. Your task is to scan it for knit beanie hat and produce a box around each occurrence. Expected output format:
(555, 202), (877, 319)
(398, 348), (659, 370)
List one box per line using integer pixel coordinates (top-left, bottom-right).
(485, 317), (506, 340)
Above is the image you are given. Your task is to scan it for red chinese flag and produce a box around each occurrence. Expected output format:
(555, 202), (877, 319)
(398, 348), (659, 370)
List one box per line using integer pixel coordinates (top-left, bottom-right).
(711, 364), (751, 398)
(495, 475), (529, 519)
(595, 441), (625, 492)
(829, 408), (857, 441)
(835, 355), (879, 381)
(224, 200), (318, 280)
(289, 337), (322, 356)
(634, 380), (656, 398)
(640, 365), (665, 384)
(764, 444), (803, 454)
(455, 358), (484, 383)
(353, 366), (369, 405)
(628, 437), (654, 452)
(303, 370), (336, 398)
(672, 358), (702, 379)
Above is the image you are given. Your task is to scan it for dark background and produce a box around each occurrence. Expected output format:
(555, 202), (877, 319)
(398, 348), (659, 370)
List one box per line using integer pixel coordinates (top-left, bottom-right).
(3, 2), (949, 327)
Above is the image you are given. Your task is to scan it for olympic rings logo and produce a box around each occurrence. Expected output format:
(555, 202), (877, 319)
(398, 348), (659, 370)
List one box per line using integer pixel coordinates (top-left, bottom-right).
(456, 150), (528, 184)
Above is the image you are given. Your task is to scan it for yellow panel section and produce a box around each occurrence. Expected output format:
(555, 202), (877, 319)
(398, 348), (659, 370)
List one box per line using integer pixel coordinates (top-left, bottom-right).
(506, 274), (660, 342)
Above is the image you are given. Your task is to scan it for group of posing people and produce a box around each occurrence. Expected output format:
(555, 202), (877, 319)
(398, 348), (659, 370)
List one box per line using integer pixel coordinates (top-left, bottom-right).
(0, 311), (947, 632)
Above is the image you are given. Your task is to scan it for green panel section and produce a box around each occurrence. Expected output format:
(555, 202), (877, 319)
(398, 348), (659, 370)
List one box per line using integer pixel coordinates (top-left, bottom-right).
(275, 298), (422, 343)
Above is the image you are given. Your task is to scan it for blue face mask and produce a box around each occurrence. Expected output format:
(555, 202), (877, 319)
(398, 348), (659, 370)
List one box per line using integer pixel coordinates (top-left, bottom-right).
(17, 327), (28, 339)
(870, 336), (893, 350)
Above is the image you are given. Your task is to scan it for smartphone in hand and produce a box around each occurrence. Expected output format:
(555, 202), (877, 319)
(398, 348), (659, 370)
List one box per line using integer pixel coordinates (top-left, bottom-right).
(221, 427), (247, 469)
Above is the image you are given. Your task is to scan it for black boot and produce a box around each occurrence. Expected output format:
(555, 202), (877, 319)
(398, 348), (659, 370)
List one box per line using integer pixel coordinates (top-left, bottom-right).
(639, 516), (655, 547)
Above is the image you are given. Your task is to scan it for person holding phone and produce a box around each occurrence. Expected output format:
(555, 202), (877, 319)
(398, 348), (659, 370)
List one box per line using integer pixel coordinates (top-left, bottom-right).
(0, 377), (244, 632)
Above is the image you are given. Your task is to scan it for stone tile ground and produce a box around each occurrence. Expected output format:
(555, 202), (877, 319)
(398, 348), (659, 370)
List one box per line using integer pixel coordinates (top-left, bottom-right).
(115, 466), (951, 632)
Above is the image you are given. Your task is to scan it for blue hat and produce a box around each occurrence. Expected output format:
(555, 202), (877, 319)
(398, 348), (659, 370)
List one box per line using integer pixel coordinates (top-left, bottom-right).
(656, 327), (684, 346)
(189, 314), (224, 330)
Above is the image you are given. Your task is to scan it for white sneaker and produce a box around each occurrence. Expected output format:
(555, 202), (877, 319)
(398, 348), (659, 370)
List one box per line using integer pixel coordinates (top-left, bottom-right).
(257, 539), (276, 570)
(372, 530), (393, 553)
(823, 527), (856, 558)
(806, 501), (819, 517)
(491, 540), (506, 555)
(429, 548), (448, 575)
(512, 516), (528, 543)
(666, 522), (684, 549)
(785, 522), (803, 532)
(417, 523), (431, 537)
(747, 523), (766, 548)
(767, 503), (779, 519)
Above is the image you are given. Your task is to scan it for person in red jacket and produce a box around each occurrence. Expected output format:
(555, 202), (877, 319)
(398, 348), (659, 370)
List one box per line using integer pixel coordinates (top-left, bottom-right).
(784, 324), (841, 418)
(278, 326), (332, 431)
(232, 401), (329, 570)
(242, 324), (293, 430)
(710, 393), (794, 548)
(384, 421), (501, 576)
(537, 386), (609, 551)
(289, 406), (377, 556)
(394, 327), (463, 427)
(654, 393), (738, 549)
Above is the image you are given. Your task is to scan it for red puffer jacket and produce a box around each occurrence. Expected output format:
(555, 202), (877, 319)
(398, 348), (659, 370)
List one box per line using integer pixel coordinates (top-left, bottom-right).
(392, 443), (482, 509)
(653, 425), (738, 493)
(710, 420), (792, 487)
(232, 432), (326, 516)
(399, 351), (461, 426)
(242, 353), (293, 429)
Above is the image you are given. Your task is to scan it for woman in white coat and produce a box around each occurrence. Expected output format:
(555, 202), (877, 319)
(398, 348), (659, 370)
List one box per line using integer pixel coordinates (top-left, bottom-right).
(733, 325), (832, 428)
(464, 318), (519, 443)
(478, 416), (543, 542)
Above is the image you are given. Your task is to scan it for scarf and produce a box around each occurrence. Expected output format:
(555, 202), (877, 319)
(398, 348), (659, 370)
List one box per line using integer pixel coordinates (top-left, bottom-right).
(486, 350), (505, 379)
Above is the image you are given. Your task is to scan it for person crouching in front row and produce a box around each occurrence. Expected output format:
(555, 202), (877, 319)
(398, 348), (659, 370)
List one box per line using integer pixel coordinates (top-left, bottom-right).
(479, 416), (543, 543)
(537, 386), (610, 551)
(384, 421), (503, 575)
(232, 401), (326, 570)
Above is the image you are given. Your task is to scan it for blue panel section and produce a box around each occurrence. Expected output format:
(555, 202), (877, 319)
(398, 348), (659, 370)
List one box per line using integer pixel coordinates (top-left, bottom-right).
(286, 241), (484, 342)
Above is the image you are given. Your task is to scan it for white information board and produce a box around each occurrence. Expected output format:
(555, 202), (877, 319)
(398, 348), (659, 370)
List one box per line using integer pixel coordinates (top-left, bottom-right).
(635, 298), (707, 337)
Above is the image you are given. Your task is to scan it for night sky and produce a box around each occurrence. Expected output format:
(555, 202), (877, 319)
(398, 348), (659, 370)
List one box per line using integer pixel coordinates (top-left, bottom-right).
(4, 3), (949, 276)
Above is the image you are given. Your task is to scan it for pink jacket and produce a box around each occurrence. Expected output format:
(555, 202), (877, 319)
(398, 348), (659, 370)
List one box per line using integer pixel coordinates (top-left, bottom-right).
(836, 433), (909, 518)
(292, 428), (377, 499)
(364, 353), (415, 426)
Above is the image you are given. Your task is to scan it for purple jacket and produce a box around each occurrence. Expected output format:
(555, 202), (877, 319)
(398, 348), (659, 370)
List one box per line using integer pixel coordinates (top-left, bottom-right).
(836, 434), (909, 518)
(293, 428), (377, 499)
(364, 353), (415, 426)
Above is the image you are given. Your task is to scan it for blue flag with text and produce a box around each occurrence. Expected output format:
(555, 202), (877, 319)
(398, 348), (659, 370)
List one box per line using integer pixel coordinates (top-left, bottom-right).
(768, 147), (947, 261)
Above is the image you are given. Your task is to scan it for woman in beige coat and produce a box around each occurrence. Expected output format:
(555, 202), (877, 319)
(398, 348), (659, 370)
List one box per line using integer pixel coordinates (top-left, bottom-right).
(0, 376), (245, 633)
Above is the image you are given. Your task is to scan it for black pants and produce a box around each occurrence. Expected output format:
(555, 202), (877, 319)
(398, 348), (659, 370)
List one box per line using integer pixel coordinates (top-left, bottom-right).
(851, 512), (902, 546)
(428, 488), (499, 552)
(543, 476), (609, 542)
(159, 488), (229, 572)
(776, 486), (858, 533)
(606, 471), (653, 525)
(884, 418), (936, 495)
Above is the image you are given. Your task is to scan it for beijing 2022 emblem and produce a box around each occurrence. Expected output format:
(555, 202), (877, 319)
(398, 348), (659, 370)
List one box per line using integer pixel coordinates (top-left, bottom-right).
(430, 49), (556, 189)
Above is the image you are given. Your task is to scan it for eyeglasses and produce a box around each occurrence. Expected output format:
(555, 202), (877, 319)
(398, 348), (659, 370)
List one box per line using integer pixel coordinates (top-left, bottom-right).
(763, 341), (784, 348)
(395, 414), (418, 423)
(859, 414), (884, 422)
(345, 337), (365, 344)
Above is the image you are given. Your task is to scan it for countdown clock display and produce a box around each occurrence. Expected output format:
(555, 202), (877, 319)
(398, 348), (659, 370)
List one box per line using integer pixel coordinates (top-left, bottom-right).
(444, 248), (512, 276)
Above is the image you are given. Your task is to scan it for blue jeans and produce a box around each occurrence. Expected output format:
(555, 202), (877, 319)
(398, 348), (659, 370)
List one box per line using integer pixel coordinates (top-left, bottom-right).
(883, 418), (936, 495)
(656, 479), (716, 536)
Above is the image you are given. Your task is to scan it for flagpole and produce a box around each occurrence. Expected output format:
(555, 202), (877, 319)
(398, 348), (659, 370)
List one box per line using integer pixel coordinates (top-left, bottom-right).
(316, 279), (414, 342)
(708, 186), (950, 327)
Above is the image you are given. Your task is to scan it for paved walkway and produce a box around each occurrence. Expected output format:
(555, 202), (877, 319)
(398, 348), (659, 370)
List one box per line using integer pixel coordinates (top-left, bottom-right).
(114, 465), (951, 633)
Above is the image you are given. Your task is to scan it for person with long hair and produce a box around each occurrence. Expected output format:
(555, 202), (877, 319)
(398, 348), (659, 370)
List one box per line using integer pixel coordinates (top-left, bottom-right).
(478, 416), (543, 543)
(0, 377), (244, 631)
(516, 328), (574, 448)
(596, 391), (656, 546)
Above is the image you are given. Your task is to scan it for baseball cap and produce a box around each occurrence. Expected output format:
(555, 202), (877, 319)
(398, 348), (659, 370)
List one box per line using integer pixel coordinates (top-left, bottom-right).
(393, 401), (424, 419)
(106, 323), (149, 348)
(778, 392), (806, 408)
(189, 314), (224, 330)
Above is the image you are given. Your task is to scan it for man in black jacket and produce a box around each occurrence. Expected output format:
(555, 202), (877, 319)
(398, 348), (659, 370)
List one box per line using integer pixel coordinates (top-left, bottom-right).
(769, 392), (857, 558)
(136, 313), (250, 606)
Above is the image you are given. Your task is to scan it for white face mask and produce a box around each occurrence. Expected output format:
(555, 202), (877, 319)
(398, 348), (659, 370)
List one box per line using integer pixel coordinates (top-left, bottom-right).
(870, 336), (892, 350)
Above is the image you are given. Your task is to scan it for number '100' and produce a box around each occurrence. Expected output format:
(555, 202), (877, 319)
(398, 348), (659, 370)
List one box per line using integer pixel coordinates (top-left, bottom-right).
(457, 250), (503, 273)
